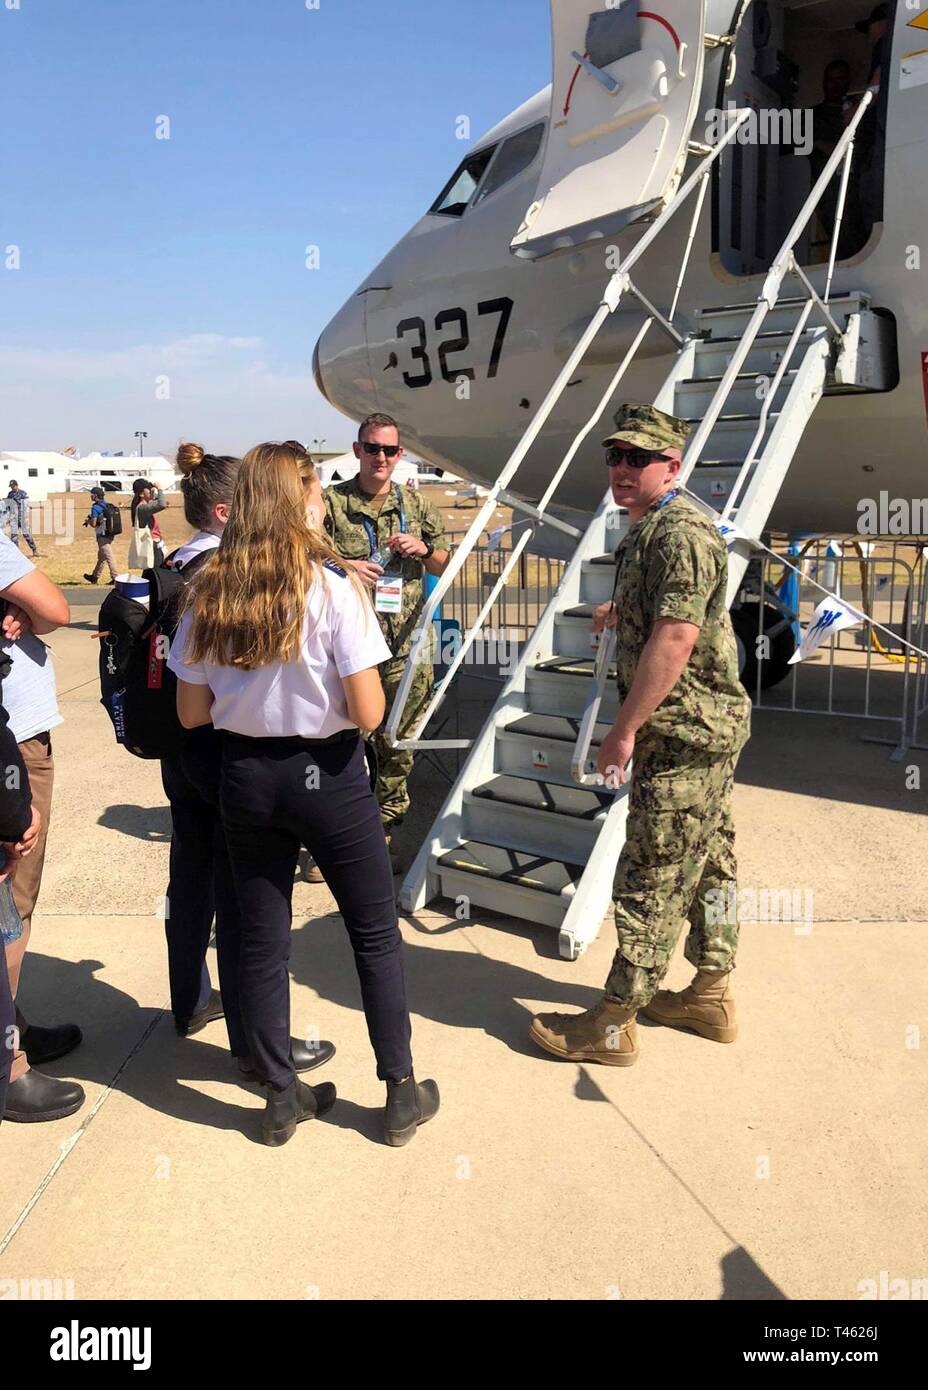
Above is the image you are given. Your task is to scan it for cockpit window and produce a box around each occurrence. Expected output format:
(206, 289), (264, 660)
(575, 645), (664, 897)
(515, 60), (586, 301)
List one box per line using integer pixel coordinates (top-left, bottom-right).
(430, 146), (498, 217)
(473, 122), (546, 205)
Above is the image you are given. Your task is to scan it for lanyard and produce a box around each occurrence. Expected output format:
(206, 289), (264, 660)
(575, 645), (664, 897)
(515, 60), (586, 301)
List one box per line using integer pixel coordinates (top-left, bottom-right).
(360, 485), (406, 557)
(653, 487), (681, 512)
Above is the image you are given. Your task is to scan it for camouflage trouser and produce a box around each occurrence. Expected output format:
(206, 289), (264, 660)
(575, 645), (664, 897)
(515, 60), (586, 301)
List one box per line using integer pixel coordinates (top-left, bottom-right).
(604, 736), (743, 1009)
(374, 654), (434, 829)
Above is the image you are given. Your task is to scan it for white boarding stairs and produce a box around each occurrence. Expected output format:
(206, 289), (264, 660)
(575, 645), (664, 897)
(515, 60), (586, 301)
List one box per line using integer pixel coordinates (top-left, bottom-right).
(390, 62), (887, 958)
(399, 289), (887, 959)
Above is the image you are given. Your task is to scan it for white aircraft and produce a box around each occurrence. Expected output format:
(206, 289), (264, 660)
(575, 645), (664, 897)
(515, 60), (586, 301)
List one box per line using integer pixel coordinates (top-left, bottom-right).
(313, 0), (927, 538)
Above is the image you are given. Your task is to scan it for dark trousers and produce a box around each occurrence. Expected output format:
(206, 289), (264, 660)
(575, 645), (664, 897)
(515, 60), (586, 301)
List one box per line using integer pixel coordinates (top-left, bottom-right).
(220, 732), (412, 1089)
(0, 937), (13, 1121)
(161, 729), (247, 1056)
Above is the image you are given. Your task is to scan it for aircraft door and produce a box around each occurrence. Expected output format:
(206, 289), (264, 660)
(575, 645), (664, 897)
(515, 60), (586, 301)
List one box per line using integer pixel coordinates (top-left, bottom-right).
(511, 0), (708, 259)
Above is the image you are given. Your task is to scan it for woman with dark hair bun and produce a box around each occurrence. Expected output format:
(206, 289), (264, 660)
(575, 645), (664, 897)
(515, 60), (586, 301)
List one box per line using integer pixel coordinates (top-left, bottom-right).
(162, 443), (336, 1081)
(130, 478), (167, 567)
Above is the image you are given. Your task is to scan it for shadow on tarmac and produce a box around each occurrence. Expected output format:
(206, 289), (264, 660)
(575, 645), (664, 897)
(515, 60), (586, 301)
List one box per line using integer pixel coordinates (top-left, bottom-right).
(99, 803), (172, 842)
(15, 951), (790, 1296)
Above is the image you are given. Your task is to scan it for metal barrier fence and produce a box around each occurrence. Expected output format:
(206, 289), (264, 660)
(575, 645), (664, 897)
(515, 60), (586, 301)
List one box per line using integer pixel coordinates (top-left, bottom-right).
(743, 537), (928, 756)
(438, 524), (566, 651)
(435, 523), (928, 759)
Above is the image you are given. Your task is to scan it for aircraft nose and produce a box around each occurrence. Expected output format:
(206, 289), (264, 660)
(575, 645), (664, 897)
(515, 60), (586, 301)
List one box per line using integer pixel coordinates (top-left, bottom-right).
(312, 335), (331, 406)
(312, 294), (375, 420)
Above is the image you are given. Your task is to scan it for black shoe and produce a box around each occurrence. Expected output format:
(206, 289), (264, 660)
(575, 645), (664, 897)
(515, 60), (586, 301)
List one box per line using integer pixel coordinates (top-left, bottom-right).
(83, 573), (98, 584)
(383, 1072), (440, 1147)
(238, 1038), (336, 1081)
(3, 1069), (85, 1123)
(21, 1022), (83, 1067)
(261, 1078), (337, 1147)
(175, 990), (223, 1038)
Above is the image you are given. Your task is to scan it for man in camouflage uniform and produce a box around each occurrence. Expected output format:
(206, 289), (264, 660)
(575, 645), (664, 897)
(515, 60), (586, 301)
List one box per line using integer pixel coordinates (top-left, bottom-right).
(324, 413), (450, 871)
(531, 404), (751, 1066)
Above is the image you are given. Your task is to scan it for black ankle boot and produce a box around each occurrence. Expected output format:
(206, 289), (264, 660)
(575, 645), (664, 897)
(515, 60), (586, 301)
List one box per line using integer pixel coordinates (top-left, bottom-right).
(20, 1021), (83, 1067)
(383, 1072), (440, 1147)
(237, 1037), (336, 1082)
(261, 1077), (337, 1147)
(174, 990), (224, 1038)
(4, 1070), (86, 1123)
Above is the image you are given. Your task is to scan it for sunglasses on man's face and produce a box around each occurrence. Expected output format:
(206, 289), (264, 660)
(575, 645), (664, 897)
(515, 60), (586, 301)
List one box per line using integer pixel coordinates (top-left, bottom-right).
(605, 446), (668, 470)
(361, 441), (401, 459)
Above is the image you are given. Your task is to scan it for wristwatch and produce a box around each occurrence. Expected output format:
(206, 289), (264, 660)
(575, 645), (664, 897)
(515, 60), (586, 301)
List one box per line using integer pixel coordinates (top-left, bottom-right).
(421, 540), (435, 559)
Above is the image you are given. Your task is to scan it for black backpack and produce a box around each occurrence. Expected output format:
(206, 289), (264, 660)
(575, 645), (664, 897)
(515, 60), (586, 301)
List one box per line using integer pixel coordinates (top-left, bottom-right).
(103, 502), (123, 538)
(97, 550), (210, 760)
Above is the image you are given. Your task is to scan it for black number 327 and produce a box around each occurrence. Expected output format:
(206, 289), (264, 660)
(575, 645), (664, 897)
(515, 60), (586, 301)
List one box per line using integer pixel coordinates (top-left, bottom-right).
(395, 297), (513, 389)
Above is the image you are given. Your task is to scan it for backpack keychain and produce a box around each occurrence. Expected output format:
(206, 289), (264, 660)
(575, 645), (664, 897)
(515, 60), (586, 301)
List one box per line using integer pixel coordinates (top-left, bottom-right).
(94, 631), (118, 676)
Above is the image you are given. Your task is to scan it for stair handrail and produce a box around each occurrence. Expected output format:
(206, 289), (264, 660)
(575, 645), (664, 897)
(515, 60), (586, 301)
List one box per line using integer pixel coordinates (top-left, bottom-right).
(569, 90), (874, 787)
(676, 90), (872, 496)
(385, 107), (754, 750)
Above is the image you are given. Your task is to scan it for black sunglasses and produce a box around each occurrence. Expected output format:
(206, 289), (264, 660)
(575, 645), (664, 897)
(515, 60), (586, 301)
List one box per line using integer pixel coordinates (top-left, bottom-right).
(605, 445), (667, 470)
(361, 441), (400, 458)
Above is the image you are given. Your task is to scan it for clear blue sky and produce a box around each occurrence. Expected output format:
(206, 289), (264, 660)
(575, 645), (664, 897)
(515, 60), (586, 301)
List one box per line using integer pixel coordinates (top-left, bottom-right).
(0, 0), (549, 456)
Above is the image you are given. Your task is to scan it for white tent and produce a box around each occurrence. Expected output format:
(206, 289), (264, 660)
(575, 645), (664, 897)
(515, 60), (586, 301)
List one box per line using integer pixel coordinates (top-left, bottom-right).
(0, 451), (76, 502)
(66, 455), (180, 494)
(315, 452), (423, 489)
(315, 452), (462, 489)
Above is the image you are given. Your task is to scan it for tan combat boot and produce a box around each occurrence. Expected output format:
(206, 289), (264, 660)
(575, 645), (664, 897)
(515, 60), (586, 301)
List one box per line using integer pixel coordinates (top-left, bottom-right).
(641, 970), (737, 1044)
(529, 997), (639, 1066)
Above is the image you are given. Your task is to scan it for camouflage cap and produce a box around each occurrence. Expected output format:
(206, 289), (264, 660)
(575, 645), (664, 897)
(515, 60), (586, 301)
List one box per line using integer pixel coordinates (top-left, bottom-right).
(602, 403), (690, 453)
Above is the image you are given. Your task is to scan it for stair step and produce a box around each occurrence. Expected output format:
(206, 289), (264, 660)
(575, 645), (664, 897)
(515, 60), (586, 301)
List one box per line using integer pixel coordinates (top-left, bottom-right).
(472, 775), (610, 820)
(681, 410), (777, 425)
(681, 369), (799, 386)
(534, 655), (610, 679)
(698, 291), (866, 317)
(701, 328), (816, 346)
(690, 333), (824, 381)
(436, 840), (585, 896)
(504, 713), (611, 745)
(525, 664), (619, 720)
(554, 608), (602, 657)
(580, 556), (618, 605)
(496, 713), (615, 785)
(675, 373), (797, 419)
(696, 295), (864, 342)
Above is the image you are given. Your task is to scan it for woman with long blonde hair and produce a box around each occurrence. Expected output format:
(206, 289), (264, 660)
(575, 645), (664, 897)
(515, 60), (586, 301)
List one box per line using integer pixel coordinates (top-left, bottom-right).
(162, 443), (335, 1082)
(169, 442), (439, 1147)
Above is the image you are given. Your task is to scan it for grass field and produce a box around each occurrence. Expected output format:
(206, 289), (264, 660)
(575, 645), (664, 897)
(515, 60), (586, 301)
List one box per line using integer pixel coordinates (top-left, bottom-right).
(18, 485), (512, 587)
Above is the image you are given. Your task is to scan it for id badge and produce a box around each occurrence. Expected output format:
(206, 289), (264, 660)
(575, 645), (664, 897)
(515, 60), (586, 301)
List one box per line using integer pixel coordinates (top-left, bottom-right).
(374, 575), (404, 614)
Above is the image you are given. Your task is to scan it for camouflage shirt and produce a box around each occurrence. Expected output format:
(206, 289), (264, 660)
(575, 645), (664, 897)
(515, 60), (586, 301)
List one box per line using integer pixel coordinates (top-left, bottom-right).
(612, 492), (751, 753)
(323, 478), (447, 659)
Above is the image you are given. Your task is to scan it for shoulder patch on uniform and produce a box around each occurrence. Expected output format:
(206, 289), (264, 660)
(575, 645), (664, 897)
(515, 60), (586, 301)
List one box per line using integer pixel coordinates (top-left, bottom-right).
(322, 557), (347, 578)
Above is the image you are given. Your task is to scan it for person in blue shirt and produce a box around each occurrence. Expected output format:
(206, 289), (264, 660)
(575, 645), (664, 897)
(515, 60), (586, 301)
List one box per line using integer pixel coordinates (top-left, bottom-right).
(82, 486), (118, 585)
(6, 482), (39, 557)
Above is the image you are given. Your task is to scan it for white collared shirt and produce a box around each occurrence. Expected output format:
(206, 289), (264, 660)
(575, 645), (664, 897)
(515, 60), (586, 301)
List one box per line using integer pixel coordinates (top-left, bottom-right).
(171, 530), (220, 570)
(168, 562), (391, 739)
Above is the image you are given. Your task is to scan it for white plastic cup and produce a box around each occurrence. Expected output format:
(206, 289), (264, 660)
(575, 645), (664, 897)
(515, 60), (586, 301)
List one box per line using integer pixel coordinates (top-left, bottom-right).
(115, 573), (149, 609)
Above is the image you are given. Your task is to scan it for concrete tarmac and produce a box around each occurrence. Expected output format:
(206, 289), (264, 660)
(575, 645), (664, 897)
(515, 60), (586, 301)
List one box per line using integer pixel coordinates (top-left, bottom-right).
(0, 611), (925, 1301)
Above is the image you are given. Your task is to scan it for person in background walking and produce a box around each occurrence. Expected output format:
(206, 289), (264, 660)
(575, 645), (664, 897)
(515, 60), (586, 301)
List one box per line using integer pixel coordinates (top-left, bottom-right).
(82, 486), (118, 585)
(6, 482), (39, 558)
(169, 442), (439, 1148)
